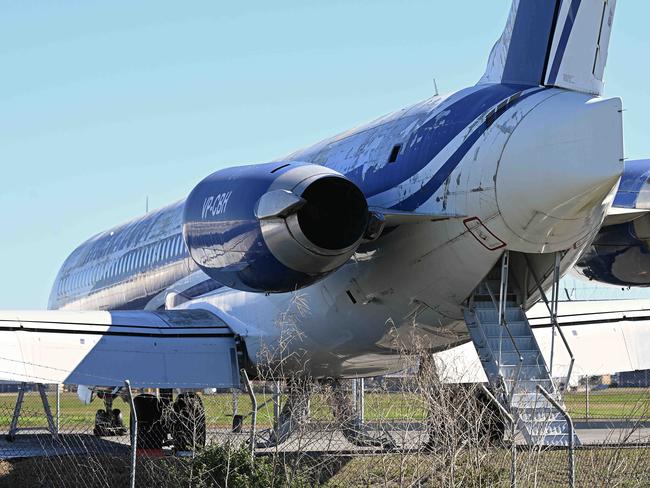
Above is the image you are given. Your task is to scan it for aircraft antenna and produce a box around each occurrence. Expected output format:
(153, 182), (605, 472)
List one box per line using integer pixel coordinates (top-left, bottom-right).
(433, 78), (439, 97)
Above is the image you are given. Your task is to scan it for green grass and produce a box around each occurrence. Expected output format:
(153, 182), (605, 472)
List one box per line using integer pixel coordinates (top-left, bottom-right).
(2, 447), (648, 488)
(0, 387), (647, 431)
(565, 388), (650, 420)
(322, 448), (650, 487)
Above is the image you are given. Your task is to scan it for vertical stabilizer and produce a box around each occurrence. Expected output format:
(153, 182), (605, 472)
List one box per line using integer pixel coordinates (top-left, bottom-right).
(480, 0), (617, 96)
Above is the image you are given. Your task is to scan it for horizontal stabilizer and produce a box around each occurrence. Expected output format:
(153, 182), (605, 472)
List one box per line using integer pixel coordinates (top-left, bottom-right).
(0, 309), (241, 388)
(603, 206), (650, 226)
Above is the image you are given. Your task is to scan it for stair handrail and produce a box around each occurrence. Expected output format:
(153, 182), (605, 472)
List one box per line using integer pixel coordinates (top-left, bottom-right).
(537, 385), (575, 488)
(524, 256), (575, 392)
(484, 282), (524, 404)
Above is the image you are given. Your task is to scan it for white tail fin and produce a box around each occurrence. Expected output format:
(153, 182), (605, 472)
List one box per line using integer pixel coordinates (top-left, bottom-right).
(480, 0), (617, 96)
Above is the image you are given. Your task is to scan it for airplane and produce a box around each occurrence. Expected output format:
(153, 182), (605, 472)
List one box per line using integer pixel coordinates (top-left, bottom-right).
(1, 0), (647, 449)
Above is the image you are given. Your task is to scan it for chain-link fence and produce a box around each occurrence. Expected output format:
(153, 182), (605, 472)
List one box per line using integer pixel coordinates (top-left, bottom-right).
(0, 376), (648, 487)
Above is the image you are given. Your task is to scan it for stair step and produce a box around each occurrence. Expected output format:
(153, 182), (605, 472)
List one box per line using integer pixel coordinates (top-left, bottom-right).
(463, 299), (579, 448)
(505, 378), (555, 390)
(481, 321), (531, 337)
(496, 351), (544, 366)
(499, 365), (547, 380)
(488, 336), (536, 350)
(475, 309), (523, 323)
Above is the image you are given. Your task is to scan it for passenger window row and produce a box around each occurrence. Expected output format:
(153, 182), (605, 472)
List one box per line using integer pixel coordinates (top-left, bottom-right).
(59, 233), (186, 296)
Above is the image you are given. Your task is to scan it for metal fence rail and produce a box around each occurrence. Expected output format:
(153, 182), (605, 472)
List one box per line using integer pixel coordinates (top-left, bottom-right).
(0, 378), (648, 487)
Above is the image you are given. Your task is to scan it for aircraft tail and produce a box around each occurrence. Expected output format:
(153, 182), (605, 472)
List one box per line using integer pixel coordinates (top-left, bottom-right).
(479, 0), (617, 95)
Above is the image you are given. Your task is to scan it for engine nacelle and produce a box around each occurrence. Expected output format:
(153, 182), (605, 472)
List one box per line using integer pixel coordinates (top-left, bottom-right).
(183, 162), (369, 292)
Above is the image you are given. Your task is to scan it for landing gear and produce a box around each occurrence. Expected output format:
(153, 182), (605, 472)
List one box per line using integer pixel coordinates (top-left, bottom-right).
(172, 393), (206, 451)
(330, 379), (395, 449)
(126, 391), (207, 451)
(256, 378), (311, 448)
(93, 393), (127, 437)
(132, 394), (166, 449)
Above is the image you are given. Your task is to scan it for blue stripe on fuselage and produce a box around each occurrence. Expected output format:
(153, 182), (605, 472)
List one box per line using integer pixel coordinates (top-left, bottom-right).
(502, 0), (560, 86)
(390, 87), (546, 211)
(342, 84), (528, 199)
(547, 0), (582, 85)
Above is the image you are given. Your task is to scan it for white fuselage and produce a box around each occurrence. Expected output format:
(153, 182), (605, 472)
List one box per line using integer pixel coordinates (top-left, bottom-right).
(175, 86), (623, 377)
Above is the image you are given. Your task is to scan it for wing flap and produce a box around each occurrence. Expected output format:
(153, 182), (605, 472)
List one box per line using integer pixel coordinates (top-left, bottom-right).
(0, 309), (241, 388)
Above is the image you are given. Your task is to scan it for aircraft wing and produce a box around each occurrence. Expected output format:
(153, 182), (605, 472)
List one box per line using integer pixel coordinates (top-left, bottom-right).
(602, 159), (650, 226)
(0, 309), (242, 388)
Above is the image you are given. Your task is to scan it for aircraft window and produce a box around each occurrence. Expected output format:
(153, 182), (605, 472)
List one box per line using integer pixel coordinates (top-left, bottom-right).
(388, 144), (402, 163)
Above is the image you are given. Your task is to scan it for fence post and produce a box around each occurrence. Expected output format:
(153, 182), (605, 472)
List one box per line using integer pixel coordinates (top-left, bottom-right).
(241, 369), (257, 461)
(125, 380), (137, 488)
(55, 385), (60, 435)
(585, 376), (589, 421)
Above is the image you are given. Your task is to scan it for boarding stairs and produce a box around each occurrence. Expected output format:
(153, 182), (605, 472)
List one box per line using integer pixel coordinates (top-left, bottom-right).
(464, 253), (580, 447)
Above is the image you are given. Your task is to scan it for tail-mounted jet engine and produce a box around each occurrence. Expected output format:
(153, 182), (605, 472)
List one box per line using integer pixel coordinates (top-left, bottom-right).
(183, 162), (370, 293)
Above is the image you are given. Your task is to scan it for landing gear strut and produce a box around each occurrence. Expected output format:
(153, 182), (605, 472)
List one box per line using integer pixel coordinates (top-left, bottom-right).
(93, 392), (127, 437)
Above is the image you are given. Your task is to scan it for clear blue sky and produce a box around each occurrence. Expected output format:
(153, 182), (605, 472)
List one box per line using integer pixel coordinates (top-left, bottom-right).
(0, 1), (647, 309)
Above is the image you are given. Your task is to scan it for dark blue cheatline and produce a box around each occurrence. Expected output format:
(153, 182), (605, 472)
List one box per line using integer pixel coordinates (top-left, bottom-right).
(390, 87), (546, 211)
(547, 0), (583, 85)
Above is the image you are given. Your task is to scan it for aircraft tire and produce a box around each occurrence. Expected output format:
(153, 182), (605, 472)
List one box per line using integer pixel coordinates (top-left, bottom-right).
(132, 394), (166, 449)
(172, 392), (206, 451)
